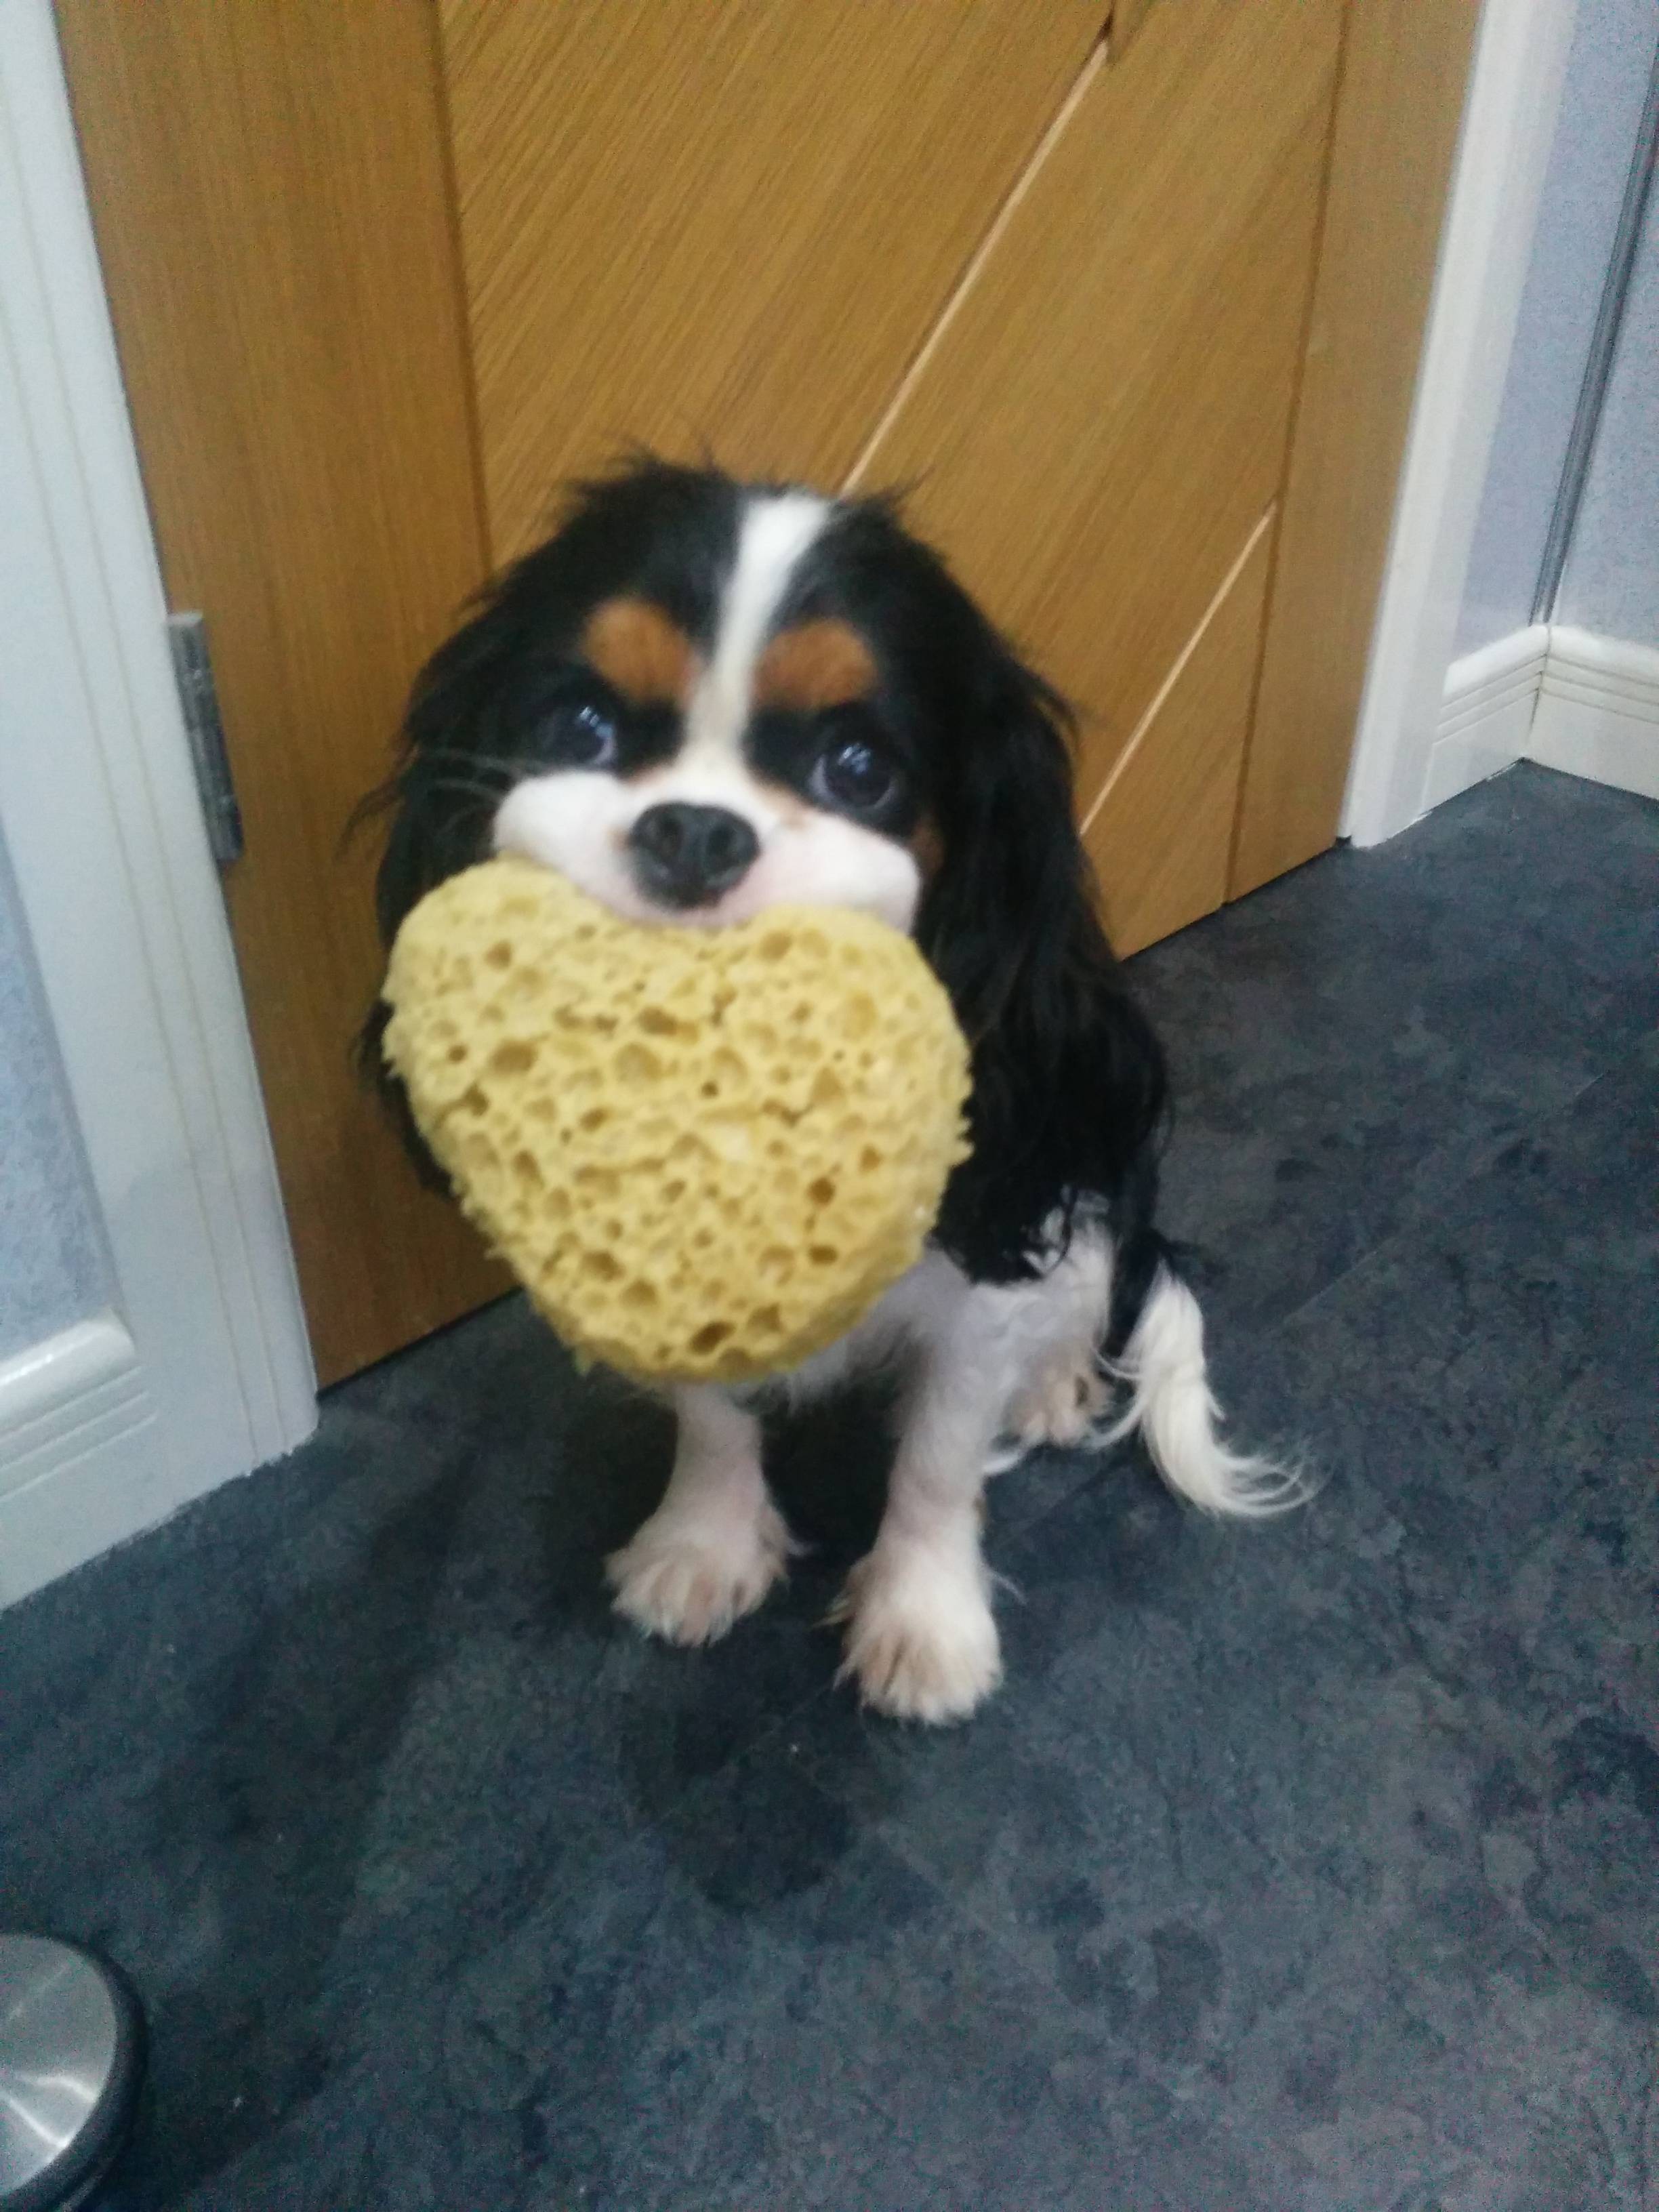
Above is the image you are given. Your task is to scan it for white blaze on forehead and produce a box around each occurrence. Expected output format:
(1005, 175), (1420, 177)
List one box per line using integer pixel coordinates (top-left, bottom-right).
(493, 484), (918, 932)
(682, 491), (832, 779)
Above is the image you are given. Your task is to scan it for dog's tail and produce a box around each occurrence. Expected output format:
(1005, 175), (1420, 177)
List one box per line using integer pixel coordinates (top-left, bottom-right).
(1103, 1260), (1305, 1516)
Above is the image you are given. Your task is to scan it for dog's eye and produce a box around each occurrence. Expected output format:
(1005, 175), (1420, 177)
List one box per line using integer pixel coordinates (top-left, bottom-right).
(814, 734), (897, 814)
(542, 700), (619, 769)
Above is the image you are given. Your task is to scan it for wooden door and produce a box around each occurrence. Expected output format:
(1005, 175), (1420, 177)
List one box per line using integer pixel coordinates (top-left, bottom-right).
(56, 0), (1478, 1384)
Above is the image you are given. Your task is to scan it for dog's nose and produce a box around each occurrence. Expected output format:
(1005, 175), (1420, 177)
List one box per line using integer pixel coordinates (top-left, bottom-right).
(627, 802), (760, 906)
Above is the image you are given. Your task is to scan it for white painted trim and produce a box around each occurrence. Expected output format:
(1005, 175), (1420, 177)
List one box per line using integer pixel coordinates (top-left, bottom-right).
(0, 1312), (180, 1605)
(0, 1316), (147, 1496)
(0, 0), (315, 1607)
(1341, 0), (1580, 848)
(1420, 623), (1549, 811)
(1530, 626), (1659, 799)
(1420, 621), (1659, 817)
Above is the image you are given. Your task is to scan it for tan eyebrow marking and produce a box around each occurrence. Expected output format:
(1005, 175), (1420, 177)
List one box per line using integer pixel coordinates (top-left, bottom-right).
(579, 597), (699, 707)
(754, 618), (878, 714)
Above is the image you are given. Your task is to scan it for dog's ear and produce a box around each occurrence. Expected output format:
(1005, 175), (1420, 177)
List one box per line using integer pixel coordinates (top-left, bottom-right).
(916, 644), (1084, 1048)
(918, 643), (1168, 1279)
(350, 582), (529, 1188)
(369, 585), (533, 948)
(353, 995), (452, 1193)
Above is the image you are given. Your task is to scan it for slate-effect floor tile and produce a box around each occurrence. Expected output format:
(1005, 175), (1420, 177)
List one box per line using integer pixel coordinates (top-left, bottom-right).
(1, 764), (1654, 2210)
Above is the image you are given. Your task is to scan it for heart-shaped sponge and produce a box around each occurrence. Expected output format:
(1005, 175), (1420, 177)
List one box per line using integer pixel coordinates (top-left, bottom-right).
(381, 858), (971, 1384)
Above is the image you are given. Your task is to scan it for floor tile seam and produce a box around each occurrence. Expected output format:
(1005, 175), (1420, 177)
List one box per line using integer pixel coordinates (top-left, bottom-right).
(333, 1648), (849, 1959)
(630, 1673), (844, 1854)
(987, 1455), (1124, 1555)
(783, 1733), (1100, 2010)
(533, 1732), (1077, 2070)
(595, 1666), (1076, 2015)
(1239, 1063), (1618, 1348)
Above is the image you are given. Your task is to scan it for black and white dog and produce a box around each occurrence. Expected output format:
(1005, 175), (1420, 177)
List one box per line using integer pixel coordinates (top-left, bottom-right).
(367, 459), (1292, 1723)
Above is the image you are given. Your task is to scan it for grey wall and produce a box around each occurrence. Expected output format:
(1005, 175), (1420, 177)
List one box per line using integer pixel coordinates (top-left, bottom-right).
(1455, 0), (1659, 657)
(0, 823), (108, 1362)
(1557, 179), (1659, 644)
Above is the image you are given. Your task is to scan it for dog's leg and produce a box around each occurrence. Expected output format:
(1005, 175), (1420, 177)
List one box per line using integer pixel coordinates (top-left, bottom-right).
(996, 1223), (1114, 1452)
(607, 1386), (791, 1645)
(1004, 1350), (1109, 1449)
(834, 1341), (1006, 1724)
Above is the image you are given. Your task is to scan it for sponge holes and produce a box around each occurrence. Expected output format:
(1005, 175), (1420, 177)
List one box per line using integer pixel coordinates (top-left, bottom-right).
(457, 1131), (499, 1177)
(613, 1042), (663, 1083)
(394, 869), (969, 1386)
(837, 993), (878, 1041)
(488, 1039), (537, 1076)
(551, 998), (615, 1029)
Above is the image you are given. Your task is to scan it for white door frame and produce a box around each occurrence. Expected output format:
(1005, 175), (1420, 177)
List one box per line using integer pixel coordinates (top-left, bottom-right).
(0, 0), (314, 1607)
(1340, 0), (1580, 847)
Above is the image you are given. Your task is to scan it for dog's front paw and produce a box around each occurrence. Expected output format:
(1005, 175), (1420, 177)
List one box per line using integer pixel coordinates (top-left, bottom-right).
(833, 1542), (1002, 1723)
(607, 1496), (791, 1647)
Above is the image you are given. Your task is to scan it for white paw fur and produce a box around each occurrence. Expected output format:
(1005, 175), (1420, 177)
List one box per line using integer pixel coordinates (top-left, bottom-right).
(833, 1540), (1003, 1723)
(1005, 1349), (1109, 1449)
(607, 1495), (791, 1647)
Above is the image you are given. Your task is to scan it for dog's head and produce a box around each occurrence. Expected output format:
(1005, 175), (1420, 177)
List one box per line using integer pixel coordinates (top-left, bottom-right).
(369, 457), (1165, 1275)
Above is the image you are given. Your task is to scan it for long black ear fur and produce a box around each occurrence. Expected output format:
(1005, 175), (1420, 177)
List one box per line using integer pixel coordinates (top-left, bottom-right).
(918, 647), (1168, 1282)
(351, 579), (537, 1191)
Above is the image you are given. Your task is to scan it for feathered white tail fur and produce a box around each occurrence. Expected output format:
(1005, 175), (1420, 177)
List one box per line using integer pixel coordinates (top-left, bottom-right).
(1104, 1265), (1305, 1516)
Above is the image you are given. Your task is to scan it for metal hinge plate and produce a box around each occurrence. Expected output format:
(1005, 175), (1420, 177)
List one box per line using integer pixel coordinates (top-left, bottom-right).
(166, 611), (244, 866)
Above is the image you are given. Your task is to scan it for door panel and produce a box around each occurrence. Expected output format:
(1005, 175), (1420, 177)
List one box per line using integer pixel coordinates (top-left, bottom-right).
(1230, 0), (1483, 897)
(851, 0), (1343, 834)
(56, 1), (510, 1385)
(1083, 516), (1274, 956)
(55, 0), (1475, 1381)
(438, 0), (1103, 561)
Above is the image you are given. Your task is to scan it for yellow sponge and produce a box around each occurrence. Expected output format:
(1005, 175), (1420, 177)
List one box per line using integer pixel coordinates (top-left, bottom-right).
(381, 858), (970, 1384)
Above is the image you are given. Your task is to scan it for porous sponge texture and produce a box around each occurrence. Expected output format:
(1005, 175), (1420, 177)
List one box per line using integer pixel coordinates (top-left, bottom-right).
(382, 858), (970, 1385)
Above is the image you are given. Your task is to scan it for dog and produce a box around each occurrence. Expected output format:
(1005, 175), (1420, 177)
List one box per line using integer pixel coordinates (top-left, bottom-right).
(365, 458), (1294, 1723)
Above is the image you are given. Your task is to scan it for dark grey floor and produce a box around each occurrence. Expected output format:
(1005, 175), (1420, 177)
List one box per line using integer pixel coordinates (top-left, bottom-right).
(3, 764), (1656, 2212)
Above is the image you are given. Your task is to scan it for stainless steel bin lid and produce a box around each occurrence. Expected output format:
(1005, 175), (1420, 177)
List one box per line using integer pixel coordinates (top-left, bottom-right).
(0, 1936), (144, 2212)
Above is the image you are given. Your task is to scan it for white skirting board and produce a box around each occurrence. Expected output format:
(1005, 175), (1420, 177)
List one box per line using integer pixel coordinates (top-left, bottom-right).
(1530, 628), (1659, 800)
(1422, 625), (1551, 811)
(1423, 624), (1659, 814)
(0, 1317), (159, 1604)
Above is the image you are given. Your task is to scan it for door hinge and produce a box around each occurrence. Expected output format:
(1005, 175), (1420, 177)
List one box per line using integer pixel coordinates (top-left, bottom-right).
(166, 611), (243, 866)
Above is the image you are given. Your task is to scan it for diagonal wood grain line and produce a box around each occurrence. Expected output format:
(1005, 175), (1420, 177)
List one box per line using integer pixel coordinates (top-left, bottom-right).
(1079, 506), (1277, 834)
(841, 41), (1108, 495)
